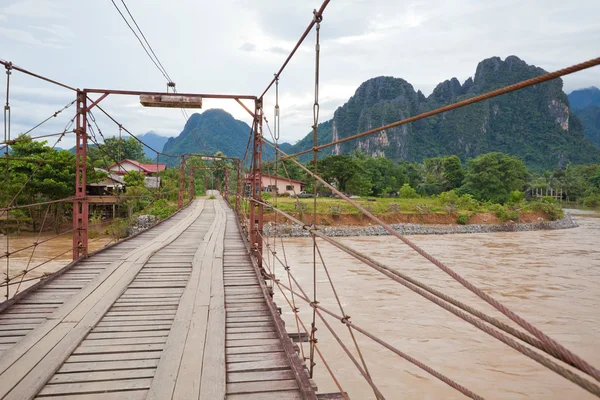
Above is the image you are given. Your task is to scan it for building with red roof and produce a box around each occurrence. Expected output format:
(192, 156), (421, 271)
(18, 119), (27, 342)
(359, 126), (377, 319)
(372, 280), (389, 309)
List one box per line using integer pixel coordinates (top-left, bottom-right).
(107, 159), (166, 176)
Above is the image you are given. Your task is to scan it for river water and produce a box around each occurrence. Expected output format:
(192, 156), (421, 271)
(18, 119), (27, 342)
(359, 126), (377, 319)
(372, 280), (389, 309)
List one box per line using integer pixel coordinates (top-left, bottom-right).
(1, 231), (112, 299)
(274, 209), (600, 399)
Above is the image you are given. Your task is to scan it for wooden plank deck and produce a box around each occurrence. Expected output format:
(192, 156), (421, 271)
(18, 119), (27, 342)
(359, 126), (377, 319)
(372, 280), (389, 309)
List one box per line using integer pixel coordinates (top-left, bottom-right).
(0, 198), (317, 399)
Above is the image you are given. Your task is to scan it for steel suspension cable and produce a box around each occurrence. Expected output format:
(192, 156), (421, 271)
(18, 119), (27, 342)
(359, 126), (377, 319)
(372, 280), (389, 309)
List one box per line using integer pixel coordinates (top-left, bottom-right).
(0, 59), (77, 92)
(259, 0), (331, 99)
(3, 62), (11, 300)
(251, 235), (350, 400)
(251, 202), (600, 397)
(261, 240), (480, 399)
(265, 140), (600, 383)
(308, 13), (323, 378)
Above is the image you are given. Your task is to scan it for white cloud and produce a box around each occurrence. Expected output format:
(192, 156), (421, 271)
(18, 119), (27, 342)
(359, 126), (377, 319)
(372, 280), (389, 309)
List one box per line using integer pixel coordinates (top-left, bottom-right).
(0, 27), (45, 47)
(3, 0), (62, 18)
(1, 0), (598, 146)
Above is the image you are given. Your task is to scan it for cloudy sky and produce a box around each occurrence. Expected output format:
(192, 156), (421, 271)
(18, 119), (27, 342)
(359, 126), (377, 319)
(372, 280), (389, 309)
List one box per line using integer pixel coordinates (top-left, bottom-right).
(1, 0), (599, 150)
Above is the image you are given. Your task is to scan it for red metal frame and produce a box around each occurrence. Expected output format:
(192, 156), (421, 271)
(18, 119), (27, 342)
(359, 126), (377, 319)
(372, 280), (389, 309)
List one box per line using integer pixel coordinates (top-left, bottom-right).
(73, 91), (89, 260)
(178, 155), (186, 209)
(249, 99), (264, 268)
(224, 168), (229, 199)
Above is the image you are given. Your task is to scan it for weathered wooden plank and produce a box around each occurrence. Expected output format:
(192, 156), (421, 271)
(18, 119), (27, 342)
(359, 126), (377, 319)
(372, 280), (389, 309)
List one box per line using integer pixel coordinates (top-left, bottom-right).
(226, 321), (275, 328)
(227, 379), (298, 394)
(227, 390), (303, 400)
(92, 324), (173, 332)
(49, 368), (155, 384)
(73, 343), (164, 355)
(227, 369), (294, 383)
(225, 344), (283, 355)
(227, 326), (277, 334)
(79, 336), (167, 347)
(37, 377), (153, 396)
(227, 359), (291, 372)
(147, 204), (219, 400)
(0, 329), (30, 337)
(58, 358), (159, 373)
(226, 316), (273, 323)
(67, 351), (163, 363)
(86, 330), (170, 340)
(33, 390), (149, 400)
(227, 351), (286, 363)
(198, 202), (226, 400)
(227, 332), (279, 340)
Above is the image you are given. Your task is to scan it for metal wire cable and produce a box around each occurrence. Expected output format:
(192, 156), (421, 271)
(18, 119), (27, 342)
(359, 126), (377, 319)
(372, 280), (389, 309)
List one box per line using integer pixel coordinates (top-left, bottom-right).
(265, 139), (600, 383)
(109, 0), (170, 82)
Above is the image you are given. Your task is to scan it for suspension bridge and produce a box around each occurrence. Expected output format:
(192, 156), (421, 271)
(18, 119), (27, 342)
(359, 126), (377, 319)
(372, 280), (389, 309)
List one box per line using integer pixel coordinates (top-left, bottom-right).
(2, 0), (600, 398)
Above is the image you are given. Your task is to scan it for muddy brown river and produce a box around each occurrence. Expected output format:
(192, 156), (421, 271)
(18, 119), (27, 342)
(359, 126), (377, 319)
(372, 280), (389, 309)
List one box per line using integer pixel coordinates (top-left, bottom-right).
(273, 210), (600, 399)
(1, 231), (112, 299)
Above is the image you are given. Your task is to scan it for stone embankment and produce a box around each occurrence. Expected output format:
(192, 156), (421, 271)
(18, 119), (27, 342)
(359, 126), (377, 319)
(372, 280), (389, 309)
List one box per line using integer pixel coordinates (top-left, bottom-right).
(263, 212), (578, 238)
(127, 215), (159, 236)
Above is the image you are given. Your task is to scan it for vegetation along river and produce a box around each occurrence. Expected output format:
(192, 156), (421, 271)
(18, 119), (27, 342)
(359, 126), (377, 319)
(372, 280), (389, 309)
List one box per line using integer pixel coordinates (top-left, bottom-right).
(274, 209), (600, 399)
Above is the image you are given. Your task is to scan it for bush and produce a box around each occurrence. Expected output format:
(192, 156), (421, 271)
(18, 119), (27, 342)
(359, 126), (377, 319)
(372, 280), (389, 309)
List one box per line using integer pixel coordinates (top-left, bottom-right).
(106, 219), (129, 240)
(146, 199), (177, 220)
(529, 199), (564, 220)
(508, 191), (525, 204)
(208, 195), (216, 200)
(439, 190), (458, 205)
(456, 194), (479, 211)
(582, 195), (600, 208)
(456, 214), (470, 225)
(490, 204), (520, 222)
(261, 192), (272, 200)
(399, 184), (419, 199)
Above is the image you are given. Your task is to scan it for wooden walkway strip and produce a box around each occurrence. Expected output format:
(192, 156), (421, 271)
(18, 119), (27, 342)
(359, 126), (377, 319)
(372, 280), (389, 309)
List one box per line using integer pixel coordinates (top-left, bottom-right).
(146, 200), (222, 400)
(0, 201), (207, 399)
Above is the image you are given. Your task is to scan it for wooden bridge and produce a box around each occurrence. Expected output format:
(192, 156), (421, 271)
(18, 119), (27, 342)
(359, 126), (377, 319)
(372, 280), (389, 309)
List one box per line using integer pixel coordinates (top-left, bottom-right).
(0, 197), (321, 400)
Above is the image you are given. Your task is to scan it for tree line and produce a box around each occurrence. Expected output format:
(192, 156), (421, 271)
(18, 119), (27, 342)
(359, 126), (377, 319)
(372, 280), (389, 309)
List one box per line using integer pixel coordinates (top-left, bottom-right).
(278, 151), (600, 206)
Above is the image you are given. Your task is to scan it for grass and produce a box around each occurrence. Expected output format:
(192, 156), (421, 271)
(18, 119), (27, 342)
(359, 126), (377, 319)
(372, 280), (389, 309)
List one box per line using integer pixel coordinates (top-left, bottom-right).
(264, 197), (481, 215)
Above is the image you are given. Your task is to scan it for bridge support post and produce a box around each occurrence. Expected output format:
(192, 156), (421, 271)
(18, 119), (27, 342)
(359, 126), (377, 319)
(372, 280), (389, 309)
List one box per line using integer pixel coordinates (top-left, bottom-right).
(235, 160), (241, 216)
(189, 169), (195, 203)
(178, 155), (185, 209)
(73, 91), (88, 260)
(224, 167), (229, 200)
(249, 100), (264, 268)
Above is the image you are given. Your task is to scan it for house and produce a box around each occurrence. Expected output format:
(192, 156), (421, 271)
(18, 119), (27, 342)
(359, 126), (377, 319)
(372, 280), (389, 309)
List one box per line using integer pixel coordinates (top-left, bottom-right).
(107, 159), (166, 176)
(245, 173), (305, 196)
(87, 168), (125, 195)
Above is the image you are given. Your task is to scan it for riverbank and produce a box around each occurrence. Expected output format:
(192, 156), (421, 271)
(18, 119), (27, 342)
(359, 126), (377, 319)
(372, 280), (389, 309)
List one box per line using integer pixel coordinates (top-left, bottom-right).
(263, 211), (578, 237)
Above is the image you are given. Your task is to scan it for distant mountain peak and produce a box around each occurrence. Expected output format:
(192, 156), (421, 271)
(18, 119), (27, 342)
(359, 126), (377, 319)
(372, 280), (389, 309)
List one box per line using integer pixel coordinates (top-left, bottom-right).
(287, 55), (600, 170)
(568, 87), (600, 110)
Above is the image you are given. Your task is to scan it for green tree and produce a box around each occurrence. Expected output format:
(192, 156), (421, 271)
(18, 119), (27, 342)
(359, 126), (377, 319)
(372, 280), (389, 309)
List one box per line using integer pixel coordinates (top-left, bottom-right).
(88, 137), (151, 168)
(462, 152), (528, 203)
(443, 155), (464, 189)
(123, 170), (146, 187)
(399, 183), (419, 198)
(318, 155), (363, 193)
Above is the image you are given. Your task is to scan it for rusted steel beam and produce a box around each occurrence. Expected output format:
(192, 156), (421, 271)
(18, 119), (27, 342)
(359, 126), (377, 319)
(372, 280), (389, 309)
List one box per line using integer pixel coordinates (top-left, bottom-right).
(73, 91), (88, 260)
(84, 88), (256, 100)
(235, 98), (255, 118)
(85, 93), (109, 112)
